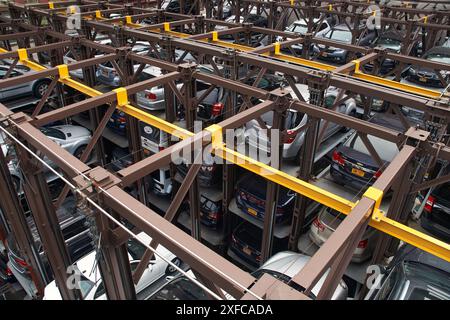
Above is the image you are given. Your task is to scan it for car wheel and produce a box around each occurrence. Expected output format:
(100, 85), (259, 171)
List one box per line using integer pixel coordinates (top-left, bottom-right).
(340, 110), (357, 132)
(165, 257), (182, 274)
(33, 80), (52, 99)
(73, 145), (89, 161)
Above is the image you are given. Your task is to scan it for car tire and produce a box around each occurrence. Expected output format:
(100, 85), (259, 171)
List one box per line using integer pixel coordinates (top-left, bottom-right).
(32, 80), (52, 99)
(73, 145), (89, 161)
(340, 110), (357, 132)
(165, 257), (182, 275)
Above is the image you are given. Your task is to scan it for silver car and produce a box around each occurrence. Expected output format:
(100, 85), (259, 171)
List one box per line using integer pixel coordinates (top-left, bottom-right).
(252, 251), (348, 299)
(309, 206), (378, 263)
(241, 85), (357, 159)
(0, 64), (52, 101)
(6, 125), (91, 190)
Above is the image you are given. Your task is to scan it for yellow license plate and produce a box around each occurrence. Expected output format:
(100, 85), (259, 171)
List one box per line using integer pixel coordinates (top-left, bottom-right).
(243, 247), (252, 255)
(247, 208), (257, 216)
(352, 168), (365, 177)
(419, 77), (427, 82)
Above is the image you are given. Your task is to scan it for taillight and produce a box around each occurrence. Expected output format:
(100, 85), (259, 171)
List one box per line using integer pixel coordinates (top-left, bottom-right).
(118, 117), (127, 124)
(374, 170), (382, 179)
(15, 257), (28, 268)
(146, 92), (157, 100)
(159, 146), (165, 151)
(256, 255), (261, 262)
(284, 129), (297, 144)
(332, 150), (345, 166)
(211, 103), (224, 116)
(6, 267), (13, 276)
(209, 212), (218, 219)
(357, 239), (368, 249)
(313, 217), (325, 232)
(424, 195), (436, 213)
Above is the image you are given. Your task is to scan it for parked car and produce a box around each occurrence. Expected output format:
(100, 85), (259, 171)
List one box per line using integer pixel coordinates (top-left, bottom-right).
(275, 18), (332, 54)
(0, 248), (15, 284)
(407, 47), (450, 88)
(365, 244), (450, 300)
(176, 162), (221, 187)
(313, 24), (376, 64)
(212, 0), (233, 19)
(147, 271), (212, 300)
(240, 84), (357, 160)
(413, 173), (450, 242)
(109, 146), (134, 172)
(7, 125), (92, 191)
(330, 116), (400, 191)
(7, 196), (93, 299)
(252, 251), (348, 299)
(228, 221), (287, 267)
(182, 187), (223, 228)
(236, 173), (296, 224)
(43, 231), (182, 300)
(309, 207), (378, 263)
(163, 0), (194, 14)
(243, 73), (286, 91)
(216, 14), (269, 47)
(0, 64), (52, 101)
(364, 30), (409, 75)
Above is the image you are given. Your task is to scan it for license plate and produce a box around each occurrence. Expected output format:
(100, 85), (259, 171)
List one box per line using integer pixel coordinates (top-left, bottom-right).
(243, 247), (252, 255)
(351, 168), (365, 177)
(247, 208), (257, 216)
(419, 77), (427, 82)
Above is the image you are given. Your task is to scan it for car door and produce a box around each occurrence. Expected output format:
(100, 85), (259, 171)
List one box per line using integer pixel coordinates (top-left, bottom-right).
(131, 259), (165, 293)
(0, 68), (29, 100)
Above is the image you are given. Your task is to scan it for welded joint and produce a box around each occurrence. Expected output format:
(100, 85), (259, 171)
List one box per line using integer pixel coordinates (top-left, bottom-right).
(351, 60), (360, 73)
(163, 22), (170, 32)
(211, 31), (218, 41)
(113, 88), (129, 106)
(274, 42), (281, 55)
(205, 124), (223, 150)
(363, 187), (384, 221)
(57, 64), (69, 80)
(48, 2), (54, 9)
(125, 16), (132, 24)
(17, 48), (28, 61)
(95, 10), (102, 19)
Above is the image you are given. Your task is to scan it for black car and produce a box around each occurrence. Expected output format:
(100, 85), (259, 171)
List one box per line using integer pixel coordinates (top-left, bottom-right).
(364, 31), (411, 75)
(183, 188), (223, 228)
(164, 0), (194, 14)
(6, 197), (93, 297)
(109, 147), (133, 172)
(243, 73), (286, 91)
(365, 244), (450, 300)
(330, 116), (401, 191)
(229, 221), (287, 268)
(407, 47), (450, 88)
(176, 163), (222, 187)
(420, 176), (450, 242)
(147, 274), (212, 300)
(0, 249), (15, 284)
(236, 173), (295, 224)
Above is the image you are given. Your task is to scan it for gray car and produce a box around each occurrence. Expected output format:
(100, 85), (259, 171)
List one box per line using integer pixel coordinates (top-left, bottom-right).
(241, 85), (357, 159)
(0, 64), (52, 101)
(252, 251), (348, 299)
(6, 125), (91, 190)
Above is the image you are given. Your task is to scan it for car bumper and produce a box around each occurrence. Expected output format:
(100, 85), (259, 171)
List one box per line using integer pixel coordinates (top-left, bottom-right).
(421, 213), (450, 242)
(136, 96), (165, 111)
(96, 73), (120, 87)
(407, 75), (445, 88)
(228, 245), (259, 269)
(330, 164), (373, 191)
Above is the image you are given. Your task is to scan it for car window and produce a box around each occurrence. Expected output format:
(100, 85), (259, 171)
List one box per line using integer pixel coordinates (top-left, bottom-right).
(375, 264), (399, 299)
(426, 53), (450, 64)
(93, 281), (105, 299)
(0, 69), (20, 79)
(319, 23), (328, 31)
(149, 277), (211, 300)
(290, 23), (308, 34)
(350, 134), (398, 162)
(127, 237), (146, 260)
(330, 30), (352, 43)
(40, 127), (66, 140)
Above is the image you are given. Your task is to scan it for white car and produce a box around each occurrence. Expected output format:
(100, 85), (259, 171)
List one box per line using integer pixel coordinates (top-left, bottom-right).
(43, 232), (182, 300)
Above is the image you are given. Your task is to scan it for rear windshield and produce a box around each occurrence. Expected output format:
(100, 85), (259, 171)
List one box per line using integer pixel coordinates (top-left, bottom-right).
(149, 277), (211, 300)
(350, 135), (398, 162)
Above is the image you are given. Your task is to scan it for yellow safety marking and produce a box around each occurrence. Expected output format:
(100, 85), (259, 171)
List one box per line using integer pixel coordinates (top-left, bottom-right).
(48, 2), (54, 9)
(290, 0), (295, 5)
(363, 187), (384, 221)
(57, 64), (69, 79)
(126, 16), (132, 24)
(211, 31), (218, 42)
(69, 6), (76, 14)
(205, 124), (223, 149)
(328, 4), (332, 11)
(113, 88), (129, 106)
(274, 42), (281, 55)
(163, 22), (170, 32)
(95, 10), (102, 19)
(423, 16), (428, 24)
(352, 59), (360, 73)
(274, 53), (336, 71)
(17, 48), (28, 61)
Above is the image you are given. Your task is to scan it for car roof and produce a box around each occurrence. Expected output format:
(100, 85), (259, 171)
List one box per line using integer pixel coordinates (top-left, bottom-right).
(392, 244), (450, 275)
(425, 46), (450, 57)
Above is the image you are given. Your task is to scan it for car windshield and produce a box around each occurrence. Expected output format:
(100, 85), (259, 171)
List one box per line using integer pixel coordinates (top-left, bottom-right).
(329, 30), (352, 43)
(288, 23), (308, 34)
(351, 134), (398, 162)
(377, 37), (401, 47)
(73, 266), (95, 298)
(426, 53), (450, 65)
(40, 127), (66, 140)
(149, 277), (211, 300)
(126, 237), (146, 260)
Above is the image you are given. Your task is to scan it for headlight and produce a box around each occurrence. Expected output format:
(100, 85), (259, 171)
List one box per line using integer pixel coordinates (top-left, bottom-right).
(334, 49), (345, 54)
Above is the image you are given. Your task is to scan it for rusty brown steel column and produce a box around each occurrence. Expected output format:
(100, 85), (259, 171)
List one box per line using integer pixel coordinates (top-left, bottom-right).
(75, 167), (137, 300)
(0, 139), (48, 298)
(13, 140), (82, 300)
(260, 91), (288, 264)
(288, 72), (328, 251)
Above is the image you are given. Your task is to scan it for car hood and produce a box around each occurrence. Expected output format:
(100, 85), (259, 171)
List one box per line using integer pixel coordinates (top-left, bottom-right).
(51, 125), (91, 139)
